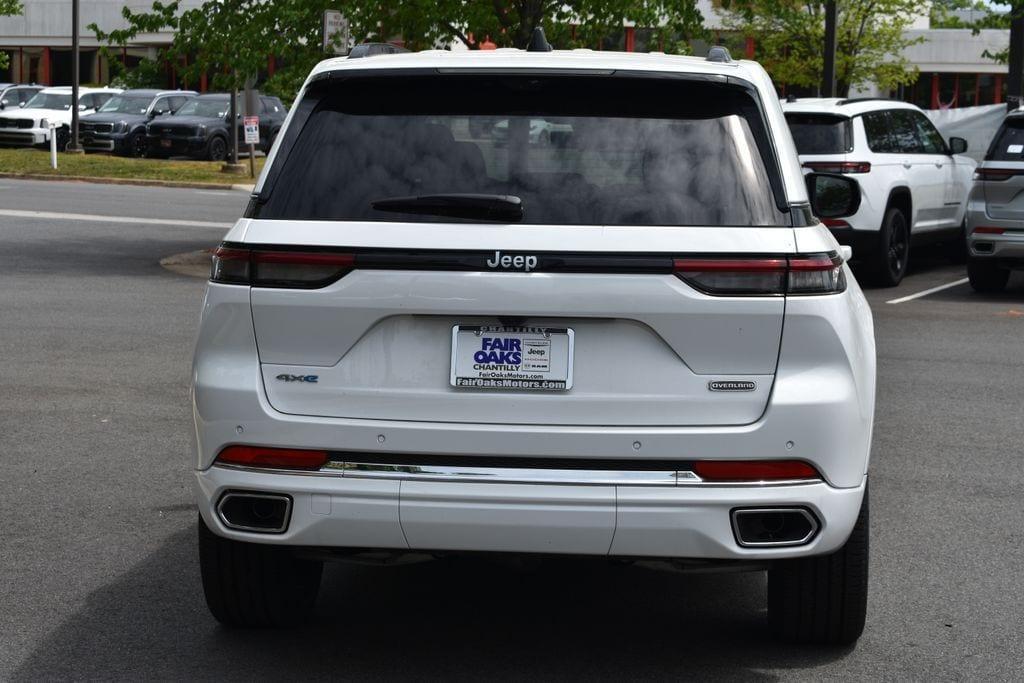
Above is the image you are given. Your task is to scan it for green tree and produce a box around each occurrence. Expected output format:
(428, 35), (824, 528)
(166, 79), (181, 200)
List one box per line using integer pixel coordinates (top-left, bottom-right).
(0, 0), (21, 71)
(91, 0), (706, 103)
(720, 0), (925, 96)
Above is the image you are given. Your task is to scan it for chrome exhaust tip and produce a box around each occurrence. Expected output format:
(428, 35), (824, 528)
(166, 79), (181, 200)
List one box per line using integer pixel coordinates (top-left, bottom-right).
(731, 507), (819, 547)
(216, 491), (292, 534)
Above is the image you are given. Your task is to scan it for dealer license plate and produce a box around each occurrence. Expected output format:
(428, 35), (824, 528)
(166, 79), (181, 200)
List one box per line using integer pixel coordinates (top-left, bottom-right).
(450, 326), (574, 391)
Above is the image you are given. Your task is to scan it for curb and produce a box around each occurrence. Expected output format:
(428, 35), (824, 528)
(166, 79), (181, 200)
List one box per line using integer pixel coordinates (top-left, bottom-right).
(0, 172), (255, 192)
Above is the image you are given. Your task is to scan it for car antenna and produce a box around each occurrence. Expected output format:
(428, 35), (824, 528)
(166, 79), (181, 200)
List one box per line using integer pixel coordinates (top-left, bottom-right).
(527, 27), (553, 52)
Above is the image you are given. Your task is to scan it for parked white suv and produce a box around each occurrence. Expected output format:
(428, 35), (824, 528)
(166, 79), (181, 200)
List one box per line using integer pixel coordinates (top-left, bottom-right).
(0, 86), (121, 149)
(783, 98), (975, 286)
(192, 43), (875, 645)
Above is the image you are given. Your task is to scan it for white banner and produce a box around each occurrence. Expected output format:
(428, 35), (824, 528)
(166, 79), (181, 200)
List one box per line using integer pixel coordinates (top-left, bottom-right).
(924, 104), (1008, 162)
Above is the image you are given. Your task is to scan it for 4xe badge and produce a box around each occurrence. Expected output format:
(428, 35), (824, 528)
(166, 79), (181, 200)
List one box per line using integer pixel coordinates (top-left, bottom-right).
(708, 380), (756, 392)
(276, 374), (319, 383)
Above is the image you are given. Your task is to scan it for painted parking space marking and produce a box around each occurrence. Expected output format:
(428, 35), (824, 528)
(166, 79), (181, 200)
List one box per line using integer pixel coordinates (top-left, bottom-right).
(886, 277), (970, 304)
(0, 208), (232, 229)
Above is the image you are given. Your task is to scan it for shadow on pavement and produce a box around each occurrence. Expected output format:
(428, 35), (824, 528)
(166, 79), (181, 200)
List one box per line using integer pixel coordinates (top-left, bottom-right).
(13, 526), (855, 680)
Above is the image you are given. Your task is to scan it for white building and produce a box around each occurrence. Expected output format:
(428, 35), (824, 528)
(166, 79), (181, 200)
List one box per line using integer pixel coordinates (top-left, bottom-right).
(0, 0), (204, 86)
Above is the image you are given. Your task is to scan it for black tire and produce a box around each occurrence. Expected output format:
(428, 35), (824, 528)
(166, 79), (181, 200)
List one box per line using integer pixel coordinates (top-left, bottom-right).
(127, 131), (147, 158)
(55, 127), (70, 152)
(768, 487), (869, 646)
(967, 257), (1010, 293)
(197, 514), (322, 628)
(206, 136), (228, 162)
(872, 207), (910, 287)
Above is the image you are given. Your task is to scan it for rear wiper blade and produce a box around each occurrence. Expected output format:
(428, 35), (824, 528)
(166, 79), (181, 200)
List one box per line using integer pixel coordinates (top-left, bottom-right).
(370, 194), (523, 222)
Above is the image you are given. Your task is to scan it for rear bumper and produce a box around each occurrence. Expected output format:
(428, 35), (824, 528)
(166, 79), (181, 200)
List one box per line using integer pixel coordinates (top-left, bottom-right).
(195, 464), (866, 560)
(965, 207), (1024, 262)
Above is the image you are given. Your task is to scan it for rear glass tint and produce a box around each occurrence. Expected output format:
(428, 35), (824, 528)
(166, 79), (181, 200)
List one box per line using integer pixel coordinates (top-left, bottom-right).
(987, 118), (1024, 161)
(785, 114), (852, 154)
(256, 75), (788, 227)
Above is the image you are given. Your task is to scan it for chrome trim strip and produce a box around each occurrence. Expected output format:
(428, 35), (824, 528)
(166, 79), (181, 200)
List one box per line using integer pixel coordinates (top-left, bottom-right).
(730, 507), (820, 547)
(211, 462), (825, 488)
(335, 461), (680, 486)
(216, 491), (292, 534)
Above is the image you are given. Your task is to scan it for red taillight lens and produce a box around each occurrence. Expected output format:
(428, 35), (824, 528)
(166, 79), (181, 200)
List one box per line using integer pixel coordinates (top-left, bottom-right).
(974, 168), (1023, 182)
(972, 226), (1006, 235)
(674, 253), (845, 296)
(821, 218), (850, 228)
(216, 445), (329, 470)
(211, 247), (355, 288)
(693, 460), (820, 482)
(803, 161), (871, 174)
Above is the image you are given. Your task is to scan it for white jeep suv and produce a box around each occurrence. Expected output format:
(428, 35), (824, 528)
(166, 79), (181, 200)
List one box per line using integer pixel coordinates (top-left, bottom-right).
(783, 98), (975, 286)
(192, 44), (875, 645)
(0, 86), (121, 149)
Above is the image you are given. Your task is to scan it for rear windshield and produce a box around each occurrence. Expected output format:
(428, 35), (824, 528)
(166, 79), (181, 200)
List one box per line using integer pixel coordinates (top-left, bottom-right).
(785, 113), (852, 154)
(256, 75), (787, 227)
(987, 117), (1024, 161)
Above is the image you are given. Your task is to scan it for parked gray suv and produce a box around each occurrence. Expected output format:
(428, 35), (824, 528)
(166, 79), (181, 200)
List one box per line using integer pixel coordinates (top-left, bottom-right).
(965, 111), (1024, 292)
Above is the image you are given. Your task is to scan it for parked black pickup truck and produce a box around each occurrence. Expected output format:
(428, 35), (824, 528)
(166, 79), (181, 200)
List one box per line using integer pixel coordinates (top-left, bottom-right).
(145, 92), (287, 161)
(80, 89), (196, 156)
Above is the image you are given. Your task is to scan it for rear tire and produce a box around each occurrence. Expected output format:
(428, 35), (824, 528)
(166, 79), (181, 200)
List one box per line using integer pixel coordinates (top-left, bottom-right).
(967, 258), (1010, 293)
(767, 486), (869, 646)
(872, 208), (910, 287)
(197, 514), (322, 627)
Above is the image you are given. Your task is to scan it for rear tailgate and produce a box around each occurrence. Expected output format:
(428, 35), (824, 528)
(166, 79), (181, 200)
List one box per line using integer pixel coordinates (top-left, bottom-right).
(245, 223), (793, 427)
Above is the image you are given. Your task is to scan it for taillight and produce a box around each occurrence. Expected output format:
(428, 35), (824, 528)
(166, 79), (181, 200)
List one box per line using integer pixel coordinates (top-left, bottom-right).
(693, 460), (820, 482)
(211, 247), (355, 288)
(821, 218), (851, 228)
(972, 226), (1006, 234)
(216, 445), (329, 470)
(674, 252), (845, 296)
(803, 161), (871, 174)
(974, 168), (1024, 182)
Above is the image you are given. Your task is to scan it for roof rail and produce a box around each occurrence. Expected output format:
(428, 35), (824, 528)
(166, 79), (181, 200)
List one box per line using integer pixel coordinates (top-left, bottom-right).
(706, 46), (732, 63)
(835, 97), (897, 106)
(347, 43), (409, 59)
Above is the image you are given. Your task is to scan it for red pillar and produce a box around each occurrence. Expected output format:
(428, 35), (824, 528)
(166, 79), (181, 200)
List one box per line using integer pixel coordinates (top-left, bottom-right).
(625, 27), (635, 52)
(930, 73), (939, 110)
(995, 74), (1004, 104)
(40, 47), (50, 85)
(745, 36), (755, 59)
(267, 55), (275, 77)
(200, 72), (208, 93)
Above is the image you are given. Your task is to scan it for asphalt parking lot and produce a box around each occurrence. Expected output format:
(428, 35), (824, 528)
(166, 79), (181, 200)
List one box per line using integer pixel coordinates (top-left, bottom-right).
(1, 178), (1022, 680)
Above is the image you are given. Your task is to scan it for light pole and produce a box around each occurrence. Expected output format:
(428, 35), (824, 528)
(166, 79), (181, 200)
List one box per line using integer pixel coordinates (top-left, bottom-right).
(822, 0), (837, 98)
(67, 0), (83, 153)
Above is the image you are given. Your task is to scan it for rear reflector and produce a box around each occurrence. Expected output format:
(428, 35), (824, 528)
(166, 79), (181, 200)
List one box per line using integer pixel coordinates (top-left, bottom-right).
(211, 247), (355, 288)
(972, 226), (1006, 235)
(803, 161), (871, 174)
(216, 445), (329, 470)
(821, 218), (850, 228)
(674, 252), (845, 296)
(693, 460), (821, 482)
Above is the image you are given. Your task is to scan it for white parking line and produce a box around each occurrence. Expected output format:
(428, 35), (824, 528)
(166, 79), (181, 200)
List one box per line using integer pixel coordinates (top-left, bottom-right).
(886, 277), (970, 304)
(0, 208), (232, 229)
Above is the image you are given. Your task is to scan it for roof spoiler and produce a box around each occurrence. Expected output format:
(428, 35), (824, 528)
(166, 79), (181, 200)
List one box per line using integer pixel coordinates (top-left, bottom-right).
(347, 43), (409, 59)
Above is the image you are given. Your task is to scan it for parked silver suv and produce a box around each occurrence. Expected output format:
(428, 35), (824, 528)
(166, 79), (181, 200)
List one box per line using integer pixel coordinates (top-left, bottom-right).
(965, 110), (1024, 291)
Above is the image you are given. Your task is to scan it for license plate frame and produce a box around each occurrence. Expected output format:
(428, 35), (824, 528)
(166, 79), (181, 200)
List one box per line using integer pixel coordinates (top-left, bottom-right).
(450, 325), (574, 391)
